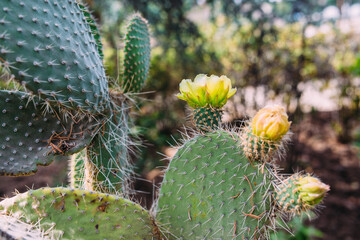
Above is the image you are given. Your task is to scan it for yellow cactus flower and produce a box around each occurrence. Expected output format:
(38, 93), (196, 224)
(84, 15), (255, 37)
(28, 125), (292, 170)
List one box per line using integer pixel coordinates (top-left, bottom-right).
(297, 176), (330, 205)
(176, 74), (236, 108)
(251, 105), (291, 141)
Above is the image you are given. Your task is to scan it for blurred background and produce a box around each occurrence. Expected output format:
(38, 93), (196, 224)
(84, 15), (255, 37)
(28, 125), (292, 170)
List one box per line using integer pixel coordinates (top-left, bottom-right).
(1, 0), (359, 239)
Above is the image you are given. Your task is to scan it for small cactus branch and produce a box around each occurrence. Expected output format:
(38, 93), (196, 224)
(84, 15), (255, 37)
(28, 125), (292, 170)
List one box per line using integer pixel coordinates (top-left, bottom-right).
(122, 14), (151, 93)
(275, 174), (330, 214)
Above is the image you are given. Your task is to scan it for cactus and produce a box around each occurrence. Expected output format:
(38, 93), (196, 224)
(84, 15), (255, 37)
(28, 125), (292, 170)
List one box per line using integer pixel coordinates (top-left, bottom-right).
(154, 74), (329, 239)
(0, 0), (151, 194)
(156, 131), (276, 239)
(0, 187), (160, 239)
(0, 1), (158, 238)
(240, 105), (291, 162)
(0, 1), (329, 239)
(275, 174), (330, 214)
(122, 14), (151, 93)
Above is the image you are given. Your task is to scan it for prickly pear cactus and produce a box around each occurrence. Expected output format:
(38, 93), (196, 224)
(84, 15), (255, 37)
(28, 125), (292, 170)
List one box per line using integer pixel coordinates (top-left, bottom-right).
(0, 0), (109, 113)
(0, 90), (93, 176)
(156, 78), (330, 239)
(0, 187), (160, 240)
(122, 14), (151, 93)
(156, 131), (276, 239)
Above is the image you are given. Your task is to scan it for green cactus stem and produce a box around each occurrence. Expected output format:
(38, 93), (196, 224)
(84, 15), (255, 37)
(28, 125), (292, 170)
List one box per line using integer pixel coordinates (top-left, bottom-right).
(0, 187), (161, 240)
(193, 106), (223, 132)
(69, 150), (87, 189)
(122, 14), (151, 93)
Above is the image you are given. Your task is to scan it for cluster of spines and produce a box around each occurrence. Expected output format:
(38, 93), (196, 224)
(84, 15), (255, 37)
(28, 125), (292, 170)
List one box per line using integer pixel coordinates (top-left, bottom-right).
(193, 106), (223, 132)
(81, 103), (132, 195)
(0, 215), (50, 240)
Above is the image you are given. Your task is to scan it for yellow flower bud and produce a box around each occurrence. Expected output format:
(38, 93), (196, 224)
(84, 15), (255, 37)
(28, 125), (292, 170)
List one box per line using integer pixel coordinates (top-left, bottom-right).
(176, 74), (236, 108)
(251, 105), (291, 141)
(297, 176), (330, 206)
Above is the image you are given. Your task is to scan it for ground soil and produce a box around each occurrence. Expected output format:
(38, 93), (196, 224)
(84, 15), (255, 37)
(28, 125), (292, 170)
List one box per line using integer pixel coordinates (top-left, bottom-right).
(0, 111), (359, 240)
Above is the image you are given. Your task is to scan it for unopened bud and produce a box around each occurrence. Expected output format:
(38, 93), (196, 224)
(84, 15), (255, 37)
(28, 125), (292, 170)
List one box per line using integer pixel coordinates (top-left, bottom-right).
(297, 176), (330, 206)
(251, 105), (291, 141)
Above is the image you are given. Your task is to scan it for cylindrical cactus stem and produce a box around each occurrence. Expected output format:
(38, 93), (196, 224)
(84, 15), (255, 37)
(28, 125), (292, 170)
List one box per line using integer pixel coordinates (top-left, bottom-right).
(241, 105), (291, 162)
(68, 151), (86, 189)
(176, 74), (236, 132)
(193, 106), (223, 131)
(274, 174), (330, 214)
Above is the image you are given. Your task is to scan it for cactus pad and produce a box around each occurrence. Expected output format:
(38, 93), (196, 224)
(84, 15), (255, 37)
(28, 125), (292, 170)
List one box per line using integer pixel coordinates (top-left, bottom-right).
(0, 90), (93, 176)
(0, 187), (160, 240)
(0, 0), (109, 113)
(122, 14), (151, 93)
(156, 131), (276, 239)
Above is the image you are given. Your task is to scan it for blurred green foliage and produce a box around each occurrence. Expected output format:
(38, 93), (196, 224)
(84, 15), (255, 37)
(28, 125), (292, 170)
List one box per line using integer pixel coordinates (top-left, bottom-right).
(271, 215), (323, 240)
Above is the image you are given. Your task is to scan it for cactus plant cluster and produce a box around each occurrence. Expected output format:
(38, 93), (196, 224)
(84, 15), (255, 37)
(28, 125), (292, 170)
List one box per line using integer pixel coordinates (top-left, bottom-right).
(0, 1), (329, 239)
